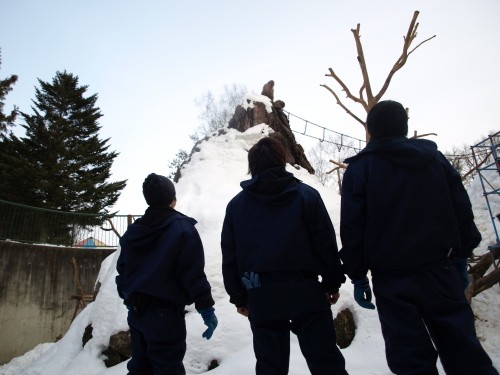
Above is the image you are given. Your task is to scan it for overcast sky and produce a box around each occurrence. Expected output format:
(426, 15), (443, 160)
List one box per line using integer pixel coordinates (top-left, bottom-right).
(1, 0), (499, 214)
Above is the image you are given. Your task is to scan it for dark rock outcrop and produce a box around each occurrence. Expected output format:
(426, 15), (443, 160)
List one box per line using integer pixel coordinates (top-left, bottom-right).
(102, 330), (131, 367)
(228, 81), (314, 174)
(333, 308), (356, 348)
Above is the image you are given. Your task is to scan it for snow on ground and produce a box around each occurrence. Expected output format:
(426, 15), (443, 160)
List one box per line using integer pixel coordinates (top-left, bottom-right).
(1, 125), (499, 374)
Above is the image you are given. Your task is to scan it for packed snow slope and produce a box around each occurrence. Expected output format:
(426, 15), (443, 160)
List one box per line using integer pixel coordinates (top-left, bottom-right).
(1, 124), (499, 375)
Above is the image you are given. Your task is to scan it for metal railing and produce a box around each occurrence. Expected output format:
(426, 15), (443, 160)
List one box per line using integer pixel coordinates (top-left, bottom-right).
(0, 199), (141, 248)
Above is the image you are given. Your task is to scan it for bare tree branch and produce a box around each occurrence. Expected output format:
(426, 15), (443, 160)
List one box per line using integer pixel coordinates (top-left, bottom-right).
(105, 218), (121, 239)
(461, 150), (492, 181)
(374, 11), (435, 103)
(320, 83), (365, 126)
(466, 250), (500, 301)
(411, 131), (438, 139)
(328, 159), (348, 169)
(351, 24), (374, 107)
(324, 68), (367, 110)
(322, 10), (435, 137)
(326, 161), (348, 192)
(326, 167), (341, 174)
(408, 35), (437, 56)
(472, 267), (500, 297)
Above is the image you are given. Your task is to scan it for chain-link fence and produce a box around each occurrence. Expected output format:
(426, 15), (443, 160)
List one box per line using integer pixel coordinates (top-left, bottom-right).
(0, 199), (141, 248)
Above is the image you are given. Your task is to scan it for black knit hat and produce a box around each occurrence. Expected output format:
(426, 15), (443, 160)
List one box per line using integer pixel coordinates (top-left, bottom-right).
(366, 100), (408, 139)
(142, 173), (176, 207)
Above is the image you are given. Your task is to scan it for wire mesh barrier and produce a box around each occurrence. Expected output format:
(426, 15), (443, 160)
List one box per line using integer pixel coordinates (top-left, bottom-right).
(0, 199), (141, 248)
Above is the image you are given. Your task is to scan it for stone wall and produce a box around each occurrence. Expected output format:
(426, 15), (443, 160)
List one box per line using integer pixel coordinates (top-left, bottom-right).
(0, 241), (115, 364)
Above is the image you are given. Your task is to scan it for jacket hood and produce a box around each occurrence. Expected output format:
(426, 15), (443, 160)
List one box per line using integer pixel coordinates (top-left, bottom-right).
(122, 207), (196, 247)
(345, 137), (439, 168)
(240, 166), (300, 205)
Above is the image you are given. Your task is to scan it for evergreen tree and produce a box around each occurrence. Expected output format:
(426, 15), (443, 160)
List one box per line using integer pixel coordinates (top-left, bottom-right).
(0, 48), (18, 134)
(168, 149), (188, 182)
(0, 71), (126, 215)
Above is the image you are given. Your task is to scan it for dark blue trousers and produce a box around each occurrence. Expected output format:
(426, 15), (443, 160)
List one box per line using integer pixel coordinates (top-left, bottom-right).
(372, 262), (498, 375)
(127, 305), (186, 375)
(250, 309), (348, 375)
(247, 280), (348, 375)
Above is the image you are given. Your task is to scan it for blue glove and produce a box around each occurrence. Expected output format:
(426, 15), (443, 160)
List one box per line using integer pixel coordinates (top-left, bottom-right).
(199, 307), (218, 340)
(452, 258), (470, 291)
(352, 277), (376, 310)
(242, 271), (261, 289)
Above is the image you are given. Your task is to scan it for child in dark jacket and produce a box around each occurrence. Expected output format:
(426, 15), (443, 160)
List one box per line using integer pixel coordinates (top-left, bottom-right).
(340, 100), (498, 375)
(221, 137), (348, 375)
(116, 173), (217, 375)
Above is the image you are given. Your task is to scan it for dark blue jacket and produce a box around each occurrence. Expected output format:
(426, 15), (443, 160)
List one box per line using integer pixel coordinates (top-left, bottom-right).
(221, 167), (346, 307)
(340, 137), (481, 280)
(116, 207), (214, 311)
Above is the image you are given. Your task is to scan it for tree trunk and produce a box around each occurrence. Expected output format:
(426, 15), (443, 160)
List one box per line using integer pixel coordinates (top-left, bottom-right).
(465, 251), (500, 302)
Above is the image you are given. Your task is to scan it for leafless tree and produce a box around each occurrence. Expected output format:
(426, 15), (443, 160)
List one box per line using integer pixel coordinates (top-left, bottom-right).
(444, 144), (480, 187)
(318, 13), (500, 301)
(320, 10), (435, 143)
(308, 134), (357, 192)
(193, 83), (247, 139)
(169, 83), (247, 181)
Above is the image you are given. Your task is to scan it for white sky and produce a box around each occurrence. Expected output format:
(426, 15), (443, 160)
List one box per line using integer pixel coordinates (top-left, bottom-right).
(1, 124), (498, 374)
(1, 0), (499, 214)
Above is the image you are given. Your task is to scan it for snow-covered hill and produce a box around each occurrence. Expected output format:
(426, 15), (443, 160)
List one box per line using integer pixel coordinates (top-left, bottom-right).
(1, 125), (499, 375)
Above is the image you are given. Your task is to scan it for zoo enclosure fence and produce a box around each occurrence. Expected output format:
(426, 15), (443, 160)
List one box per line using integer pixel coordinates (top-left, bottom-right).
(0, 199), (141, 248)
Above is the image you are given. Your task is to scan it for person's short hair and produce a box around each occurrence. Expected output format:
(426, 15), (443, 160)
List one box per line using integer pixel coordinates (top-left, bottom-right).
(142, 173), (176, 207)
(366, 100), (408, 139)
(248, 137), (287, 176)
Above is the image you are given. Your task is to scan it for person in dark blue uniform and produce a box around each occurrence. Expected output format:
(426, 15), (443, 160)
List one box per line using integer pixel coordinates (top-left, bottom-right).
(221, 137), (348, 375)
(340, 100), (498, 375)
(116, 173), (217, 375)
